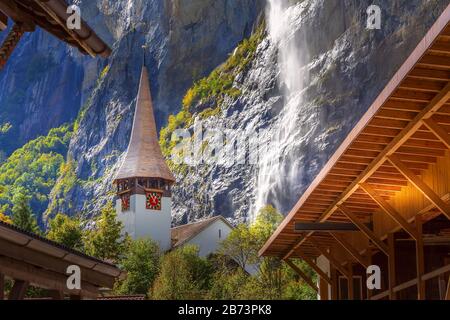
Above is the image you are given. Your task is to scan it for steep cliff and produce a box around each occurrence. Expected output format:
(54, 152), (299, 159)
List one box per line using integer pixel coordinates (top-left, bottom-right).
(1, 0), (447, 226)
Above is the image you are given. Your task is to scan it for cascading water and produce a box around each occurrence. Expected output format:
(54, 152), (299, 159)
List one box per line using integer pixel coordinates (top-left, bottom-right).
(253, 0), (309, 219)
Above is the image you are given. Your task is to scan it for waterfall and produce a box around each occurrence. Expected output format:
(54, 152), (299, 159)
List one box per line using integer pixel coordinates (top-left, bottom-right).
(253, 0), (308, 219)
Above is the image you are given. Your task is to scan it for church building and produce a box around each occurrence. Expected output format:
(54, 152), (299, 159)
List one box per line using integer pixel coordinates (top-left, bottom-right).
(113, 65), (233, 254)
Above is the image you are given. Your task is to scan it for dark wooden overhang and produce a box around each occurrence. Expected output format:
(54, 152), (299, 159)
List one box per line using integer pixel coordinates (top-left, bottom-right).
(260, 4), (450, 261)
(0, 0), (111, 61)
(0, 221), (124, 299)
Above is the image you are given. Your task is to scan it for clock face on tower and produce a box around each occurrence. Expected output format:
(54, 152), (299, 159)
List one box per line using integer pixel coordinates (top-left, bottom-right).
(146, 191), (162, 210)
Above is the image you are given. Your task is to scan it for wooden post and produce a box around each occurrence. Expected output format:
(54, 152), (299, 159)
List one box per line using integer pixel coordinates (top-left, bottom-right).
(0, 24), (25, 70)
(415, 216), (425, 300)
(366, 247), (373, 300)
(348, 264), (354, 300)
(319, 277), (329, 300)
(387, 233), (397, 300)
(70, 294), (82, 300)
(0, 273), (4, 300)
(331, 266), (338, 300)
(9, 280), (29, 300)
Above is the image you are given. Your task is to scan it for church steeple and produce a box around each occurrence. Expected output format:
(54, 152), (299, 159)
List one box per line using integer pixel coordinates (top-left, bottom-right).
(114, 65), (174, 250)
(114, 66), (175, 187)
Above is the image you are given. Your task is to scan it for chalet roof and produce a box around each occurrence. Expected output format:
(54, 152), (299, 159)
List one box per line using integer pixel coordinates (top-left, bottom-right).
(0, 220), (124, 298)
(260, 5), (450, 259)
(0, 0), (111, 57)
(114, 66), (175, 183)
(171, 215), (233, 249)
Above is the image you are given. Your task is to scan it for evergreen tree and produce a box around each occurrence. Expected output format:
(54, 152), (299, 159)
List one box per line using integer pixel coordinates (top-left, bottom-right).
(46, 213), (84, 251)
(84, 201), (126, 261)
(11, 192), (41, 234)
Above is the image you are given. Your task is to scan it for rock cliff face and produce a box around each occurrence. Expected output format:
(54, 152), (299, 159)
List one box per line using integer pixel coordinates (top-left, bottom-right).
(1, 0), (447, 225)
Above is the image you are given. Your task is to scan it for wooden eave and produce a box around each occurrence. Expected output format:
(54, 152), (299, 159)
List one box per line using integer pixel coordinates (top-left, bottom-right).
(0, 0), (111, 57)
(0, 221), (124, 297)
(260, 4), (450, 260)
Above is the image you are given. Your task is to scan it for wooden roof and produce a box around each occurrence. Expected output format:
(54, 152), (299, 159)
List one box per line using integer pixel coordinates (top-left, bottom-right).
(114, 66), (175, 183)
(0, 220), (124, 298)
(171, 216), (233, 249)
(260, 5), (450, 260)
(0, 0), (111, 57)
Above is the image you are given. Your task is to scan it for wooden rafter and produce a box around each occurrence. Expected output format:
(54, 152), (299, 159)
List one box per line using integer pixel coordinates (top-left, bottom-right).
(284, 259), (318, 293)
(295, 251), (332, 285)
(0, 10), (7, 30)
(308, 237), (351, 279)
(329, 233), (369, 268)
(359, 182), (419, 239)
(387, 154), (450, 219)
(422, 118), (450, 149)
(338, 205), (389, 255)
(282, 233), (306, 260)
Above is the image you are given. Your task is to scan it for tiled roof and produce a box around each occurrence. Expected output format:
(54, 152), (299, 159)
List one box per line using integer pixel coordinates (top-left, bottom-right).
(171, 216), (233, 248)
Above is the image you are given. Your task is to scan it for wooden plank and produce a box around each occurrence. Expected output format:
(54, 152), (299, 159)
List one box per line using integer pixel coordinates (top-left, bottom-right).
(359, 182), (419, 239)
(387, 233), (397, 300)
(338, 205), (389, 255)
(416, 216), (425, 300)
(330, 233), (369, 268)
(296, 251), (332, 285)
(282, 233), (307, 260)
(423, 118), (450, 149)
(284, 259), (318, 293)
(9, 280), (29, 300)
(387, 154), (450, 219)
(308, 237), (351, 278)
(48, 290), (65, 300)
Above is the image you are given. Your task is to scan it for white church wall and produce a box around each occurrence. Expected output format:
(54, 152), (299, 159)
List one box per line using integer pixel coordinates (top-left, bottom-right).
(183, 219), (232, 257)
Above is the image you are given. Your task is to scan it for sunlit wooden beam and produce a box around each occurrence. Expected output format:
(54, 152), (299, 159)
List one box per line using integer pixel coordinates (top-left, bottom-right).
(422, 118), (450, 150)
(308, 237), (351, 279)
(338, 205), (389, 256)
(284, 259), (318, 293)
(330, 233), (369, 269)
(387, 154), (450, 219)
(296, 251), (332, 285)
(359, 182), (419, 239)
(0, 10), (7, 30)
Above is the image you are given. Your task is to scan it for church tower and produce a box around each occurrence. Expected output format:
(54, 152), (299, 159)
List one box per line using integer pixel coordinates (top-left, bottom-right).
(114, 66), (175, 252)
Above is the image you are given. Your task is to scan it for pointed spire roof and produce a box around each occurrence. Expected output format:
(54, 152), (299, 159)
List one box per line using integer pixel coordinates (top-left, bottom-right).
(114, 67), (175, 183)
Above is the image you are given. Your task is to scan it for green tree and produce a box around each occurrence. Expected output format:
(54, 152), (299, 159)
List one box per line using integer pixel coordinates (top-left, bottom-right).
(152, 245), (212, 300)
(251, 205), (284, 244)
(84, 201), (126, 261)
(46, 213), (84, 250)
(11, 191), (41, 234)
(116, 239), (161, 296)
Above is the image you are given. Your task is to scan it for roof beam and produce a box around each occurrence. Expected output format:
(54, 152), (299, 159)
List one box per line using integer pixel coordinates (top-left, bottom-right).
(284, 259), (318, 293)
(338, 205), (389, 255)
(295, 251), (332, 285)
(9, 280), (28, 300)
(387, 154), (450, 219)
(359, 182), (419, 239)
(329, 233), (370, 269)
(422, 118), (450, 149)
(295, 222), (361, 232)
(308, 237), (351, 279)
(282, 233), (307, 260)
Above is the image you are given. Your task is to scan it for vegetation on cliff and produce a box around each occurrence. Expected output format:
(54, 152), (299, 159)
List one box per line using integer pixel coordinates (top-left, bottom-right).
(0, 124), (72, 221)
(159, 22), (266, 174)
